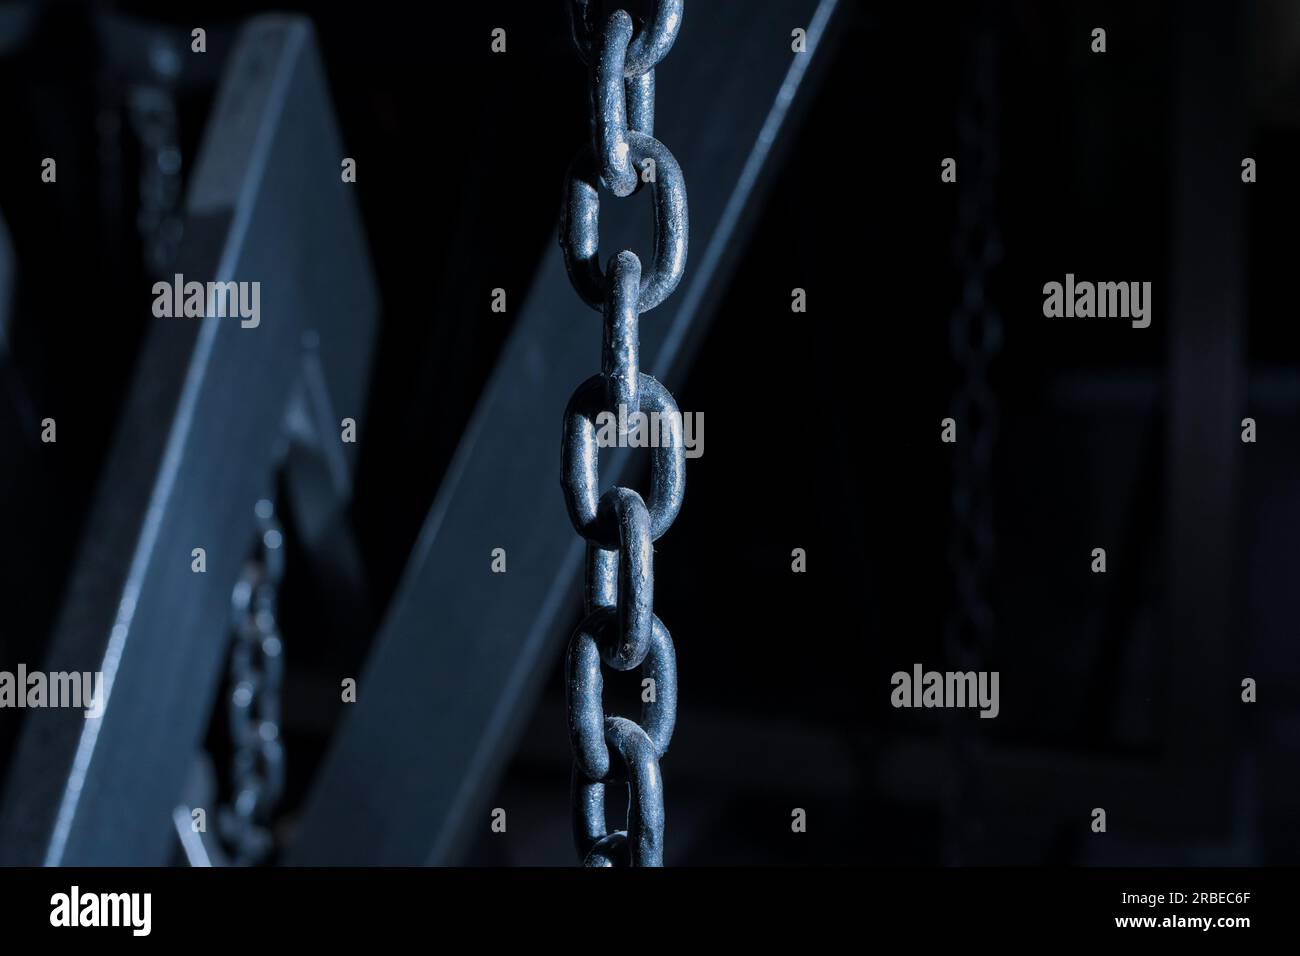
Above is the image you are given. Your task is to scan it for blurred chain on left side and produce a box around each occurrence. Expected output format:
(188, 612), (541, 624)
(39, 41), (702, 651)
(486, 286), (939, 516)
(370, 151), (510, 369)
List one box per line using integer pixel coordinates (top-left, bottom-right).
(218, 498), (286, 866)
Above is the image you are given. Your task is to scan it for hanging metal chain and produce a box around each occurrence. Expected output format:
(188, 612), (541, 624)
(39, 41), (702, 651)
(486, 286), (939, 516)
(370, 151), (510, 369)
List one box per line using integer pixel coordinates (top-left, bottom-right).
(944, 24), (1002, 866)
(560, 0), (687, 867)
(219, 498), (286, 866)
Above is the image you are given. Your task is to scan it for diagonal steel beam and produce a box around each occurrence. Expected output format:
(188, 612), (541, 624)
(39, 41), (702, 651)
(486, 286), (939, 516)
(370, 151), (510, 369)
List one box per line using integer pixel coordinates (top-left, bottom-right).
(289, 0), (843, 866)
(0, 15), (377, 865)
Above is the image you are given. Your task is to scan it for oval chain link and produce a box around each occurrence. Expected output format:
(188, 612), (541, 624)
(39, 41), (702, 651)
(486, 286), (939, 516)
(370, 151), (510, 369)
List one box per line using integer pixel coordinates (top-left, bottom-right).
(561, 1), (687, 867)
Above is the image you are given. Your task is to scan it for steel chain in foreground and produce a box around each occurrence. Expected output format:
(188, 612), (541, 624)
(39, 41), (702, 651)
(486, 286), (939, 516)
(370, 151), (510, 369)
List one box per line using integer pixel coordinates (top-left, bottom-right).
(560, 0), (687, 867)
(943, 26), (1001, 866)
(219, 498), (286, 866)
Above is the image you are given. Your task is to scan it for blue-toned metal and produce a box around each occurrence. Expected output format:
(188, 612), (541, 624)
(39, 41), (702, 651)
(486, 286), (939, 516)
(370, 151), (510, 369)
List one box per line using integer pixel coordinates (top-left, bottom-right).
(0, 15), (378, 867)
(571, 717), (666, 867)
(589, 15), (654, 199)
(583, 833), (629, 868)
(626, 71), (654, 139)
(596, 488), (654, 668)
(561, 1), (689, 867)
(587, 544), (618, 609)
(219, 498), (286, 866)
(288, 0), (842, 868)
(567, 613), (677, 782)
(569, 0), (683, 76)
(593, 10), (640, 196)
(560, 132), (688, 313)
(566, 625), (611, 781)
(561, 372), (685, 548)
(602, 251), (641, 419)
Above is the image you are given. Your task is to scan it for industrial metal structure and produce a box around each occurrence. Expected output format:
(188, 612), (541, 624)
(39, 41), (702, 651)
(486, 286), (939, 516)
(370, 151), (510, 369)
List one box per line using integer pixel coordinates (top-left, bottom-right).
(0, 0), (1294, 869)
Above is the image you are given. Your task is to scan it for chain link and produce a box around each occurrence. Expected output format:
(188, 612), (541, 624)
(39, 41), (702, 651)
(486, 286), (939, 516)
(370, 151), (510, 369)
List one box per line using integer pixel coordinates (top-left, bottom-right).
(219, 498), (286, 866)
(560, 0), (688, 867)
(943, 26), (1001, 866)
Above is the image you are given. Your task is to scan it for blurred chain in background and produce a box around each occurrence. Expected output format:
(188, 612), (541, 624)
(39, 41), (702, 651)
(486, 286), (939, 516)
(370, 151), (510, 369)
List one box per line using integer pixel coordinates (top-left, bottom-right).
(943, 20), (1002, 866)
(219, 499), (286, 866)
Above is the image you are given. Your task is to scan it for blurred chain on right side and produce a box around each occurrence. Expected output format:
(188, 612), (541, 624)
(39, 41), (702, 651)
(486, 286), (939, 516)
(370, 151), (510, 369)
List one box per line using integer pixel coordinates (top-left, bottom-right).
(943, 20), (1002, 867)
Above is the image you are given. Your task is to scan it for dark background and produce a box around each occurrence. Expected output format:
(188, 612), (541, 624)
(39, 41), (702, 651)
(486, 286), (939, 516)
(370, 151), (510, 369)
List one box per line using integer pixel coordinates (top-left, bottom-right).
(1, 0), (1296, 865)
